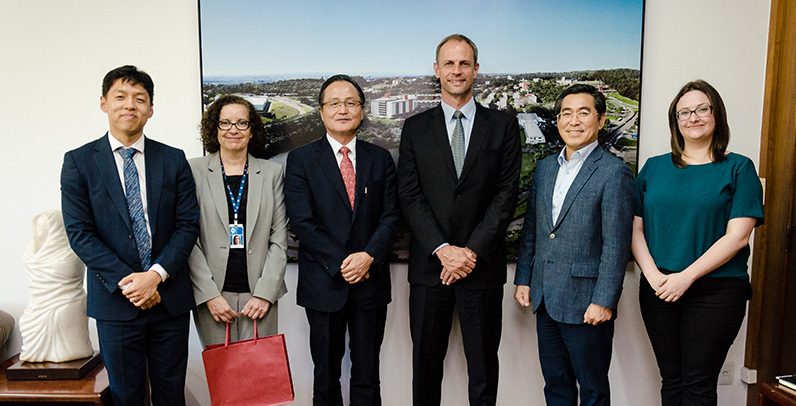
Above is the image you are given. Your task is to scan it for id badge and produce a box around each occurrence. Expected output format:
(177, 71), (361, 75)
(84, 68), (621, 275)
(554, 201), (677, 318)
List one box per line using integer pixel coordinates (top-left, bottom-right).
(229, 224), (245, 249)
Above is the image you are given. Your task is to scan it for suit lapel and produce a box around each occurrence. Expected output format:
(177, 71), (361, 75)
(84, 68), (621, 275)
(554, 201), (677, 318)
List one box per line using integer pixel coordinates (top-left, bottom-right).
(458, 104), (489, 183)
(94, 135), (132, 230)
(206, 154), (230, 228)
(539, 157), (559, 232)
(246, 154), (263, 240)
(144, 138), (163, 235)
(428, 106), (458, 181)
(352, 140), (373, 222)
(314, 138), (352, 214)
(552, 147), (604, 230)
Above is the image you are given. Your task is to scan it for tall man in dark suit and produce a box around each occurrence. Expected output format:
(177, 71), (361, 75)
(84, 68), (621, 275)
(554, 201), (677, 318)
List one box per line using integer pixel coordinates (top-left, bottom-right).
(61, 65), (199, 405)
(397, 34), (521, 406)
(284, 75), (399, 406)
(513, 84), (633, 406)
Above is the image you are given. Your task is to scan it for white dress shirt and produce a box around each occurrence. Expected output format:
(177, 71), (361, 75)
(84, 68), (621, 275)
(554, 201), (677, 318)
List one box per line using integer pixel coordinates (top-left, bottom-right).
(326, 134), (357, 172)
(552, 141), (599, 224)
(107, 132), (168, 280)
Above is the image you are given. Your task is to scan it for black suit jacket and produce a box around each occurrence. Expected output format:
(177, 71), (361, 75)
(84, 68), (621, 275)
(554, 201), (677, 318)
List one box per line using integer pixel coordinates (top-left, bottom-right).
(284, 137), (399, 312)
(398, 103), (521, 288)
(61, 135), (199, 321)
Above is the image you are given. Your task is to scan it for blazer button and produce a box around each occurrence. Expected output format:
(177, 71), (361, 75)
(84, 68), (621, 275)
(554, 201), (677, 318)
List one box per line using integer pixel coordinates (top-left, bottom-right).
(549, 233), (556, 239)
(248, 249), (253, 255)
(128, 235), (133, 239)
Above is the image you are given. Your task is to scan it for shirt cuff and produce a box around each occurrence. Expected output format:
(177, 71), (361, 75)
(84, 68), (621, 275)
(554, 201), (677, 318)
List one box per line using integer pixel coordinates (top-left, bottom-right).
(150, 264), (169, 282)
(432, 243), (449, 256)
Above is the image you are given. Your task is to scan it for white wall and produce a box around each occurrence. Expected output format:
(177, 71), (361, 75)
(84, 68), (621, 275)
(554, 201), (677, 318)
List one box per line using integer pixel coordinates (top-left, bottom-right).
(0, 0), (770, 405)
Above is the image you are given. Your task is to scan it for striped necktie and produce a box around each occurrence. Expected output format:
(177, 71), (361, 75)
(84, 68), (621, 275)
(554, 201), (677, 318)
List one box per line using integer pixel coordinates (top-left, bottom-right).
(451, 110), (465, 177)
(119, 148), (152, 270)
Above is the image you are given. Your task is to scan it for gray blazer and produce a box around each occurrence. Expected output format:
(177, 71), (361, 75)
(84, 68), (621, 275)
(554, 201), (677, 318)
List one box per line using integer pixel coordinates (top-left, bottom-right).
(187, 153), (288, 306)
(514, 146), (633, 324)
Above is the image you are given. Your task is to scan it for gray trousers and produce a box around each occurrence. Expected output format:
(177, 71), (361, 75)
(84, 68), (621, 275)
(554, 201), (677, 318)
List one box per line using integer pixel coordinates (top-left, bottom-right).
(194, 291), (278, 348)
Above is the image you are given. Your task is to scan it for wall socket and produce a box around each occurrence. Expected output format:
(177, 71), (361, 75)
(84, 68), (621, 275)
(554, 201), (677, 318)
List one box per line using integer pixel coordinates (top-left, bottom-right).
(719, 362), (734, 385)
(740, 367), (758, 384)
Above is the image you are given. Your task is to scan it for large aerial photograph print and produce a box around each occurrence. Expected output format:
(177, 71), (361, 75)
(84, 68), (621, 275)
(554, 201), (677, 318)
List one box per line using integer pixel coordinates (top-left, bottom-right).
(199, 0), (645, 261)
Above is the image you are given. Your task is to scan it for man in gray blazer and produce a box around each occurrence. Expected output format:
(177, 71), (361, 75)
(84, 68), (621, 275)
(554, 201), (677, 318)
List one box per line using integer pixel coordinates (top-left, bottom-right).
(514, 84), (633, 406)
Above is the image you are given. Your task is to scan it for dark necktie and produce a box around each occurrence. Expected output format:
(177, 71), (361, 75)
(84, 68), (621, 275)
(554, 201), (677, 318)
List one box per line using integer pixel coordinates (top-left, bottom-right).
(451, 110), (465, 177)
(119, 148), (152, 270)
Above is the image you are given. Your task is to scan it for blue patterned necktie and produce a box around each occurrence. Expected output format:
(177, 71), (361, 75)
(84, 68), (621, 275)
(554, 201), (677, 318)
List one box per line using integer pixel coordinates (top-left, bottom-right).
(451, 110), (465, 177)
(119, 148), (152, 270)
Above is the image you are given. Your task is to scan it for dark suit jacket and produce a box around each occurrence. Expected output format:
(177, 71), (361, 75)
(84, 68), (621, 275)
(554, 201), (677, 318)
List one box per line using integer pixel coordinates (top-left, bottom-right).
(61, 134), (199, 321)
(284, 137), (399, 312)
(514, 146), (633, 324)
(397, 103), (521, 288)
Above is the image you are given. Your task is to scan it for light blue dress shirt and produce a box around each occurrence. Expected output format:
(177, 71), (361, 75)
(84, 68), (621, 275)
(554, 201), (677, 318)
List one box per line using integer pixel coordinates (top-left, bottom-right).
(552, 141), (599, 224)
(440, 97), (477, 155)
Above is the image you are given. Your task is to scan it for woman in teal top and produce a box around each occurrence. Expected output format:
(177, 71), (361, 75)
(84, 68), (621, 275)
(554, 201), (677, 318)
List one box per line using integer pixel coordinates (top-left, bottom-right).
(632, 80), (764, 406)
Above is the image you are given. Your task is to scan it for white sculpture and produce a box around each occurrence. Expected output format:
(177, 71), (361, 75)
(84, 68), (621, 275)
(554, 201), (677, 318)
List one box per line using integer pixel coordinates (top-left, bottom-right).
(19, 210), (93, 362)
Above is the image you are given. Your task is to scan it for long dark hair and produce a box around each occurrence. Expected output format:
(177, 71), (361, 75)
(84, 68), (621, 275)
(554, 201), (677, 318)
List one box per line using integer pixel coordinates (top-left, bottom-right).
(667, 80), (729, 167)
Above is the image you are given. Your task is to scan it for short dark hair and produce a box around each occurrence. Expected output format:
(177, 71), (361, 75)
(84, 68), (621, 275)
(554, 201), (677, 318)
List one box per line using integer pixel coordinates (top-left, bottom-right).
(318, 74), (366, 106)
(667, 79), (729, 167)
(102, 65), (154, 104)
(436, 33), (478, 65)
(554, 84), (606, 116)
(200, 95), (267, 154)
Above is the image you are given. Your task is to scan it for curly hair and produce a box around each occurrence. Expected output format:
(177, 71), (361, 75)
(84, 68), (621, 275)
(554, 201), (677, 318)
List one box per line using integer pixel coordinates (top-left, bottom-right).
(200, 95), (267, 154)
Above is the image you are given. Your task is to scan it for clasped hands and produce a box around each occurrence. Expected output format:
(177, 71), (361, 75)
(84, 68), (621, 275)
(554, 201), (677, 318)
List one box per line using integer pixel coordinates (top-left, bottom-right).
(436, 245), (477, 285)
(119, 270), (162, 310)
(647, 271), (693, 302)
(341, 252), (373, 284)
(207, 296), (272, 323)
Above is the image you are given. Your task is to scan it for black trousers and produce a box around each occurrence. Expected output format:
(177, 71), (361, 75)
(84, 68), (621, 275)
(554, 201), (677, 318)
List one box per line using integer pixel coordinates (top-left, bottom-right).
(640, 273), (750, 406)
(536, 303), (614, 406)
(409, 284), (503, 406)
(96, 304), (189, 406)
(305, 299), (388, 406)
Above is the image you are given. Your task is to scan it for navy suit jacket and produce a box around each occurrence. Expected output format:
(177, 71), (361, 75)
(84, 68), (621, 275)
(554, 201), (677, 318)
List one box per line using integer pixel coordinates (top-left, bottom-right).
(398, 103), (521, 288)
(284, 137), (399, 312)
(61, 135), (199, 321)
(514, 146), (633, 324)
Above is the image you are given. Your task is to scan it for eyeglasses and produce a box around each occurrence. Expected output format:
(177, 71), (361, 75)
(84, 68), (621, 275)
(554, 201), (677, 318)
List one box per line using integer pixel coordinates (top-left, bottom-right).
(556, 110), (595, 122)
(675, 104), (712, 122)
(322, 100), (363, 110)
(218, 120), (251, 131)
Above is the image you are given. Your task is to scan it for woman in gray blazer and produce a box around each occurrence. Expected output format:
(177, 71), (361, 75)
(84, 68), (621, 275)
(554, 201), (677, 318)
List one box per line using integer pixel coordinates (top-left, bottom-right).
(188, 95), (288, 347)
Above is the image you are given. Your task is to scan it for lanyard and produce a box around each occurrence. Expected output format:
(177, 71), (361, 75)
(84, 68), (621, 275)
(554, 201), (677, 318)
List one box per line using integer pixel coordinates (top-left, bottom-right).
(220, 159), (248, 224)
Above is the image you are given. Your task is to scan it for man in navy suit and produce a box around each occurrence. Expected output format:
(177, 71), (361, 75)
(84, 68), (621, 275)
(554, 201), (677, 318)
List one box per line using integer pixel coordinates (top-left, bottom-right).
(514, 84), (633, 406)
(61, 65), (199, 405)
(284, 74), (399, 406)
(398, 34), (521, 405)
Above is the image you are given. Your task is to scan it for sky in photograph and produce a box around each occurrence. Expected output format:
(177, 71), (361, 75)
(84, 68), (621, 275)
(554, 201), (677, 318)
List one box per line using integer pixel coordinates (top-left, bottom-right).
(201, 0), (644, 78)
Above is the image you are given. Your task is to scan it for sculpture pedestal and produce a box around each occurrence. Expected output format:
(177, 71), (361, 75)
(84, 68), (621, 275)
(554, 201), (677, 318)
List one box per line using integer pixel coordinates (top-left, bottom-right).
(6, 352), (101, 380)
(0, 354), (109, 405)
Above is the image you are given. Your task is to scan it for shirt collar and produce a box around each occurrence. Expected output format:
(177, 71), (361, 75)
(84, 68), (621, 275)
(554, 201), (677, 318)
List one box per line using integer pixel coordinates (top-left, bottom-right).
(326, 134), (356, 158)
(557, 140), (599, 167)
(441, 97), (476, 123)
(108, 132), (146, 154)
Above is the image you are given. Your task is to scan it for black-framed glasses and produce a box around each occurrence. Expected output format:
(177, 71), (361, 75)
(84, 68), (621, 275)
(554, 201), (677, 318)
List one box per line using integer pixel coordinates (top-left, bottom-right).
(675, 104), (712, 122)
(218, 120), (251, 131)
(322, 100), (363, 110)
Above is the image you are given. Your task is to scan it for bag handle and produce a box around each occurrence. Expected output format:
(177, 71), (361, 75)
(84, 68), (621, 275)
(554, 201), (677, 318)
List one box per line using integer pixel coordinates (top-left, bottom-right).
(223, 319), (259, 349)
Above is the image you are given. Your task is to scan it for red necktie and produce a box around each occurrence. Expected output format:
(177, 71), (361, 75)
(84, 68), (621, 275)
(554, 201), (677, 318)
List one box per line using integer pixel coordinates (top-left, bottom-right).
(339, 146), (355, 209)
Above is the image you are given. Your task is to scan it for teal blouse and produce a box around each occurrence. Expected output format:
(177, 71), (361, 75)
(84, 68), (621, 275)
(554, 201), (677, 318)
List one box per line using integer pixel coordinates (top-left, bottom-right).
(634, 153), (764, 279)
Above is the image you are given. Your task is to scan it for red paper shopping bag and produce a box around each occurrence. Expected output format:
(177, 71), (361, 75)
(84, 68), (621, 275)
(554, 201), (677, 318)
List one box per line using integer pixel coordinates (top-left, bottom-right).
(202, 321), (294, 405)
